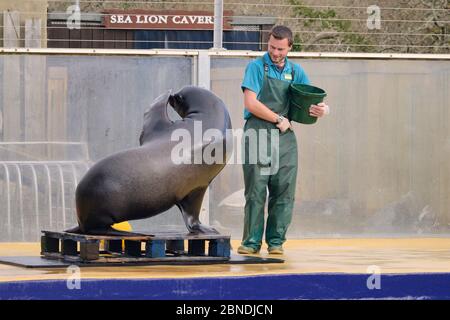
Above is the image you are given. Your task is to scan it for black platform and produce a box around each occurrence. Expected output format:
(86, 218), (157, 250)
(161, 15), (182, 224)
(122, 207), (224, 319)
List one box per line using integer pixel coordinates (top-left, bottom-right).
(40, 230), (234, 263)
(0, 254), (284, 268)
(0, 230), (285, 267)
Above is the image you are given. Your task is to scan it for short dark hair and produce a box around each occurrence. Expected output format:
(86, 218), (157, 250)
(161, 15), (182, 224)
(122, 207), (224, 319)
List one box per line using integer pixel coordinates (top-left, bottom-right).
(269, 25), (293, 46)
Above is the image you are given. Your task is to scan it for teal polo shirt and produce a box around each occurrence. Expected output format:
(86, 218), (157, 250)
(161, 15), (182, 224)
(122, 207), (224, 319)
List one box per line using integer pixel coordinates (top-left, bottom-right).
(241, 52), (310, 119)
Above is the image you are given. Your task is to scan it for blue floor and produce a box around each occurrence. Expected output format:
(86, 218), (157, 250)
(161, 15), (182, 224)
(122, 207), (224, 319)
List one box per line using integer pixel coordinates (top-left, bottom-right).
(1, 273), (450, 300)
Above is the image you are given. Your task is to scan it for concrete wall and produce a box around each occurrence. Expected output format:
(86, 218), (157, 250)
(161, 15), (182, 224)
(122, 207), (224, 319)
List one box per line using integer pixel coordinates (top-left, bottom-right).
(210, 56), (450, 238)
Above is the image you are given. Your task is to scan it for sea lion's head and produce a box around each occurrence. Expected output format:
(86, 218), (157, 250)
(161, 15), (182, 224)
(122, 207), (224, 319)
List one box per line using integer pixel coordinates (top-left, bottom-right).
(168, 93), (187, 118)
(169, 86), (223, 118)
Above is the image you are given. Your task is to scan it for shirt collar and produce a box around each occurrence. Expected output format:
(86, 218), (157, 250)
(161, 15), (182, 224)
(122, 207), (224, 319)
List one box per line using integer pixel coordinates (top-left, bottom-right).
(263, 52), (291, 72)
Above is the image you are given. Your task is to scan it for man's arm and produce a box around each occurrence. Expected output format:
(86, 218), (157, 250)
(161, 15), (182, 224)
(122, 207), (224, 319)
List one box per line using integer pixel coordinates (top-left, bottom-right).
(244, 88), (291, 133)
(295, 64), (330, 118)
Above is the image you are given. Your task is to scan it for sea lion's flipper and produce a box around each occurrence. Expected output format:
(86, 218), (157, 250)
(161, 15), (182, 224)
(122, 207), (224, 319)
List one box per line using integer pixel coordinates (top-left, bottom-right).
(65, 226), (82, 234)
(144, 91), (172, 122)
(65, 225), (143, 237)
(178, 187), (219, 235)
(87, 227), (144, 237)
(140, 91), (173, 145)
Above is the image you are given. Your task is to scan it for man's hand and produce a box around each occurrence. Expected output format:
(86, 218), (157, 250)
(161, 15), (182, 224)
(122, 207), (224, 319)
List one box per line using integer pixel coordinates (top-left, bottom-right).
(309, 102), (330, 118)
(276, 117), (291, 133)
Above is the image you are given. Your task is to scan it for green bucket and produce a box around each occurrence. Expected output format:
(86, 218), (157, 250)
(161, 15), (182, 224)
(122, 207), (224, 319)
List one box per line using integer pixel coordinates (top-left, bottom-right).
(289, 83), (327, 124)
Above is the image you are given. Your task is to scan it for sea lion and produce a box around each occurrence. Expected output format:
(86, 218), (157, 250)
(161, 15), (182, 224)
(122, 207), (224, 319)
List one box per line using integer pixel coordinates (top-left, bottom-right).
(66, 86), (233, 235)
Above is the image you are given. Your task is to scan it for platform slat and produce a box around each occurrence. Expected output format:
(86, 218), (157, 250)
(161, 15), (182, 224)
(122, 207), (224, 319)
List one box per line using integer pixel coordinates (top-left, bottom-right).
(40, 230), (231, 264)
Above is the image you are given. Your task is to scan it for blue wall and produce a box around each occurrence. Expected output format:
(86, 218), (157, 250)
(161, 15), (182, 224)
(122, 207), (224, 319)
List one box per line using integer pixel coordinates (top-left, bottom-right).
(1, 273), (450, 300)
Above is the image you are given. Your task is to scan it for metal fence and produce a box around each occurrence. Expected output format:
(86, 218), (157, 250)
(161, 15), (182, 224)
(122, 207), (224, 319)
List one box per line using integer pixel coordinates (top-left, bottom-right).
(0, 0), (448, 53)
(0, 49), (449, 241)
(0, 50), (194, 241)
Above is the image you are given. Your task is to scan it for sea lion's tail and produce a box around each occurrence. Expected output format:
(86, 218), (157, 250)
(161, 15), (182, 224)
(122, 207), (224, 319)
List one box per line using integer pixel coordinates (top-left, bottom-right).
(64, 225), (142, 237)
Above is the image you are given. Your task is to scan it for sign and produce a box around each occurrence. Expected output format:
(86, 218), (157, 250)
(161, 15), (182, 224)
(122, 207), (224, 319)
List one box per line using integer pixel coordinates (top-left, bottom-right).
(103, 10), (233, 30)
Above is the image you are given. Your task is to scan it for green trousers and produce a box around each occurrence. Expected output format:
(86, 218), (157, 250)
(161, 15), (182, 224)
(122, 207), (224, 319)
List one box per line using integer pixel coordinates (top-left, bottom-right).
(241, 117), (298, 250)
(241, 59), (299, 250)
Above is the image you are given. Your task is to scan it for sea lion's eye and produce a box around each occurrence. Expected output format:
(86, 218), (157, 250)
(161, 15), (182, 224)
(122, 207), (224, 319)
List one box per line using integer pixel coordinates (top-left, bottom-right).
(169, 94), (183, 107)
(175, 94), (183, 104)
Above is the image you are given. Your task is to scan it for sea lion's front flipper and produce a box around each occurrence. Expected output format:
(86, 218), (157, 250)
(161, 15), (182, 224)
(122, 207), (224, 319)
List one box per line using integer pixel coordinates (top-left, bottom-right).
(140, 91), (173, 145)
(178, 187), (219, 235)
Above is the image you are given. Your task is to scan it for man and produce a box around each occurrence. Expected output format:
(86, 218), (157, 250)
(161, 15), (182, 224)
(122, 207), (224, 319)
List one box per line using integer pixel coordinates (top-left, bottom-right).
(238, 25), (329, 255)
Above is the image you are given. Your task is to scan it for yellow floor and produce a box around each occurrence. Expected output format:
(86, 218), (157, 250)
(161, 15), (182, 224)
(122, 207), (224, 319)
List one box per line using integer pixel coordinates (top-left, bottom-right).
(1, 238), (450, 282)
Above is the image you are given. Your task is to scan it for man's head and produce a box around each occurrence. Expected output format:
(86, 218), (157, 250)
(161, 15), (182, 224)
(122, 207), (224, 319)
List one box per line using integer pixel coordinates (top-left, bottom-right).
(267, 25), (293, 66)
